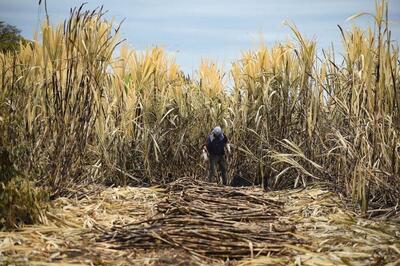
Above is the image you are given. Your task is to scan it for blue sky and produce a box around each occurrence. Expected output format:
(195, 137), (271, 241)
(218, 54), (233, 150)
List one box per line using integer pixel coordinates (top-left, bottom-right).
(0, 0), (399, 74)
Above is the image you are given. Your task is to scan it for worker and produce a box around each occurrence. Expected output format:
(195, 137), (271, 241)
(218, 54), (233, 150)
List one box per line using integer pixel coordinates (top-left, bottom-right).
(202, 126), (230, 185)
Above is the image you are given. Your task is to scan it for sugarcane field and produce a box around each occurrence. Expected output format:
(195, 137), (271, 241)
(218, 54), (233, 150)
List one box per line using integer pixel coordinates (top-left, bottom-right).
(0, 0), (400, 265)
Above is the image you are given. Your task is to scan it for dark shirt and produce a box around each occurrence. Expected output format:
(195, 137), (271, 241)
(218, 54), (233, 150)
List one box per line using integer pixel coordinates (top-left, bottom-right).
(206, 134), (228, 156)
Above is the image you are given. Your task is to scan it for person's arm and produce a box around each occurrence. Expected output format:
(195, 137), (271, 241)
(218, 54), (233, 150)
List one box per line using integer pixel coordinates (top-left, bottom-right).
(224, 135), (231, 154)
(202, 135), (210, 161)
(203, 135), (210, 152)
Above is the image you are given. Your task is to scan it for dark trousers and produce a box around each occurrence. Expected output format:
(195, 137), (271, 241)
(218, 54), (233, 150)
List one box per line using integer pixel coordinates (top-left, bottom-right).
(208, 154), (227, 185)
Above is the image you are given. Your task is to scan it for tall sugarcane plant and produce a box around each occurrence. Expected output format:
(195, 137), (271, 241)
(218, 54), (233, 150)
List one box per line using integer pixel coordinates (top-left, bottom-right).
(0, 1), (398, 212)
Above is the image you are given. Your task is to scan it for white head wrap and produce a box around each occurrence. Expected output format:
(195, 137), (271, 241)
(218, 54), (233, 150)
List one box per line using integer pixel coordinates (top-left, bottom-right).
(210, 126), (223, 141)
(212, 126), (222, 136)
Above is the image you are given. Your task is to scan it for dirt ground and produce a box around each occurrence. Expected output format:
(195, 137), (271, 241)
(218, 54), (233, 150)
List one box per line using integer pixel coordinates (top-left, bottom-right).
(1, 180), (399, 266)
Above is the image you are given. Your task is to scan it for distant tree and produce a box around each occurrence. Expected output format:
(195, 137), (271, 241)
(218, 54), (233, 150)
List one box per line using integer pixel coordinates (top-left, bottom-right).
(0, 21), (26, 52)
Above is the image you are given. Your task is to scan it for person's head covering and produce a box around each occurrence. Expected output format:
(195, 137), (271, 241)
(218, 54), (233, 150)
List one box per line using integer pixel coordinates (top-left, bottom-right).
(210, 126), (224, 141)
(212, 126), (222, 136)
